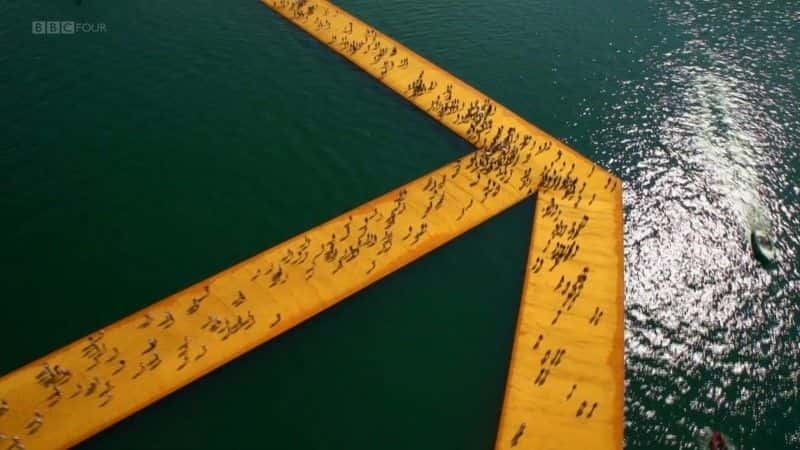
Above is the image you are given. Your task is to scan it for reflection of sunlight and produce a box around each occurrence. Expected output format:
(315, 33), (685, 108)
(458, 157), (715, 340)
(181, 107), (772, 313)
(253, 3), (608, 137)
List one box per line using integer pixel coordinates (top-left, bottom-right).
(615, 32), (799, 447)
(659, 62), (774, 226)
(629, 56), (777, 367)
(630, 53), (786, 348)
(587, 1), (800, 447)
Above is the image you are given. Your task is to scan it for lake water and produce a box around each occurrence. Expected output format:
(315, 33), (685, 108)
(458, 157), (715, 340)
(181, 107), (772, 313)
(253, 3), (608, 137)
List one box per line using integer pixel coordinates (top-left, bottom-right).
(1, 0), (798, 448)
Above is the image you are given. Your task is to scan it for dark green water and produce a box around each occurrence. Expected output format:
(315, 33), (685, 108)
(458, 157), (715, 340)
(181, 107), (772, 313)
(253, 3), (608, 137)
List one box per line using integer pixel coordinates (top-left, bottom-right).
(1, 0), (798, 448)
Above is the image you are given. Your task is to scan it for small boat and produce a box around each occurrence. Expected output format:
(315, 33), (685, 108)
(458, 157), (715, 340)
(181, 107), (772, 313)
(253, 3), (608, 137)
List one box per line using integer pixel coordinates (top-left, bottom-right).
(751, 229), (775, 266)
(708, 431), (730, 450)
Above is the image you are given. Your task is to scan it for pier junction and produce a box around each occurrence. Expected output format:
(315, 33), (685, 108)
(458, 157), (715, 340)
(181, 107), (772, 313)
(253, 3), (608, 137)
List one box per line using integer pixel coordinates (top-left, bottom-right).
(0, 1), (625, 448)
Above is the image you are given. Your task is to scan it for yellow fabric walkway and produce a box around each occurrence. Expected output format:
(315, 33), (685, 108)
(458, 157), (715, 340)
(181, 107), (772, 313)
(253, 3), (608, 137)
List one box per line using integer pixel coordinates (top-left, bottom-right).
(0, 1), (624, 448)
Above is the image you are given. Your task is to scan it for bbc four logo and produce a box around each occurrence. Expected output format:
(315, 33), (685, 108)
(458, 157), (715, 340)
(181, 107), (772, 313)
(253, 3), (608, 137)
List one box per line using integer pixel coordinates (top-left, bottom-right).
(32, 21), (106, 34)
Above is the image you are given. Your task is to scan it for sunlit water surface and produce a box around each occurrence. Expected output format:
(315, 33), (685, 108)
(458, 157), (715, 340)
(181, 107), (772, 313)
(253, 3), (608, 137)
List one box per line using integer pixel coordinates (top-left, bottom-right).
(583, 1), (800, 448)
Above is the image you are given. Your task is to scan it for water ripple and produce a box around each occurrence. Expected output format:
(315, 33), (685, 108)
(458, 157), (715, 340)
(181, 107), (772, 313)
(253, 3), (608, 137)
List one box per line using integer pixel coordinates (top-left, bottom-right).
(582, 0), (800, 448)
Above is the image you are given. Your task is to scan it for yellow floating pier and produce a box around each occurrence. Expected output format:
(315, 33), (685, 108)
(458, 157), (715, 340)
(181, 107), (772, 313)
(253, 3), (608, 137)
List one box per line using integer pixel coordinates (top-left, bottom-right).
(0, 1), (624, 448)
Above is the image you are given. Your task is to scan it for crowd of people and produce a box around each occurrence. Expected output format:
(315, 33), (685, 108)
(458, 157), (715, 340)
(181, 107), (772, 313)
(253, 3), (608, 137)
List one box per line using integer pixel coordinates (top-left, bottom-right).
(1, 5), (621, 449)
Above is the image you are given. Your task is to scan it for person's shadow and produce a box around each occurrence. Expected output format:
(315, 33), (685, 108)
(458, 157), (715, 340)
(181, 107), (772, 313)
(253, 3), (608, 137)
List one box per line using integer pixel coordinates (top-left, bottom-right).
(75, 0), (82, 5)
